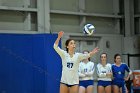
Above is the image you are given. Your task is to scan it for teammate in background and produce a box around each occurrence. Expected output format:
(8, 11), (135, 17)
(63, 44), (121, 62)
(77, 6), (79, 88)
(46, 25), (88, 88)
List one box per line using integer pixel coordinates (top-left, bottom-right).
(53, 31), (99, 93)
(79, 50), (95, 93)
(112, 53), (132, 93)
(97, 53), (112, 93)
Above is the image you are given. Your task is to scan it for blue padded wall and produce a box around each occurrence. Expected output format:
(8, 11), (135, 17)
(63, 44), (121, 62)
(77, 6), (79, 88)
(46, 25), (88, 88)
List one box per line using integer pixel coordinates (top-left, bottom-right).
(0, 34), (61, 93)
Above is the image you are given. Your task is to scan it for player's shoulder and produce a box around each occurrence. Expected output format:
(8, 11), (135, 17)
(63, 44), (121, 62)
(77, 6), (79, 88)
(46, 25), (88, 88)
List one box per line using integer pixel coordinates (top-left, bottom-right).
(111, 63), (116, 66)
(106, 63), (111, 65)
(121, 63), (127, 65)
(69, 52), (82, 57)
(121, 63), (128, 66)
(97, 63), (102, 67)
(106, 63), (112, 67)
(87, 61), (94, 66)
(75, 52), (83, 56)
(79, 61), (84, 65)
(88, 61), (94, 64)
(62, 50), (69, 55)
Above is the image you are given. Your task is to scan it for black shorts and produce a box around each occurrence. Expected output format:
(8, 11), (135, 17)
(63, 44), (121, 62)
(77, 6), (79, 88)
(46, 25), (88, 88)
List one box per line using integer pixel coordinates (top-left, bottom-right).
(60, 82), (79, 87)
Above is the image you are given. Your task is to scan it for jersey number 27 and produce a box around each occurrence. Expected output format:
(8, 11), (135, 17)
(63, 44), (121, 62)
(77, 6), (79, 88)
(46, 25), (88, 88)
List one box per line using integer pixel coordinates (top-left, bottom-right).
(67, 63), (73, 68)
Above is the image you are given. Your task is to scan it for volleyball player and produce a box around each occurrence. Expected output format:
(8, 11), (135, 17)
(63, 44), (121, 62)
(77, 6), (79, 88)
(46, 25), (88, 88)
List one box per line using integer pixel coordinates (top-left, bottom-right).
(97, 53), (112, 93)
(112, 53), (132, 93)
(53, 31), (99, 93)
(79, 50), (95, 93)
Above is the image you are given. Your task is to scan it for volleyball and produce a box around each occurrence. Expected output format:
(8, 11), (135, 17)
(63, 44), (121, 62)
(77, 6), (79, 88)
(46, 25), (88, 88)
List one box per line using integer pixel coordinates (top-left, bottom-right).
(83, 24), (95, 35)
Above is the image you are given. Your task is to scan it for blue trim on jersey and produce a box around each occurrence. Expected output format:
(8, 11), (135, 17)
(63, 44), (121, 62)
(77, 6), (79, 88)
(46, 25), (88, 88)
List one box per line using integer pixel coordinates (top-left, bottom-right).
(97, 80), (112, 87)
(79, 80), (94, 88)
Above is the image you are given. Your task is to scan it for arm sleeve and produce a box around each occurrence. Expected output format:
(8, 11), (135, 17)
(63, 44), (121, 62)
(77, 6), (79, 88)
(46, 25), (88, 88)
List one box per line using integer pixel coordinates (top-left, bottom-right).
(125, 64), (132, 75)
(79, 73), (86, 78)
(53, 44), (64, 58)
(78, 53), (90, 61)
(97, 64), (107, 78)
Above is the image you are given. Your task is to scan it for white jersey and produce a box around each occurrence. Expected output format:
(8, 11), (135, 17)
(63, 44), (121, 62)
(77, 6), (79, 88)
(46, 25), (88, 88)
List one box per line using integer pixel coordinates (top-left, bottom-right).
(97, 63), (112, 81)
(53, 44), (90, 85)
(79, 61), (95, 81)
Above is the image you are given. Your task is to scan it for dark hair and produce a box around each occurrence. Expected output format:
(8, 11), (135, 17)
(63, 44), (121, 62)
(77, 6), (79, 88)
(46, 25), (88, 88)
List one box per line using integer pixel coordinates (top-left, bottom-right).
(114, 53), (121, 63)
(100, 53), (107, 58)
(83, 50), (90, 61)
(65, 39), (74, 53)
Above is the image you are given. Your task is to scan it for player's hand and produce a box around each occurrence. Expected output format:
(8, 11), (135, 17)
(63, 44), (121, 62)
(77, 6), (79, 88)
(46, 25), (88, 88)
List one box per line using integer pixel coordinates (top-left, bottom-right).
(124, 77), (129, 81)
(106, 72), (112, 78)
(93, 47), (99, 54)
(89, 47), (99, 57)
(85, 72), (89, 76)
(58, 31), (64, 38)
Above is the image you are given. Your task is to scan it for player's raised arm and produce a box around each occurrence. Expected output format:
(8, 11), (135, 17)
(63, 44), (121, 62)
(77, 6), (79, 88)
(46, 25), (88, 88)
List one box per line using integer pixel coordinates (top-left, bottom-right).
(89, 47), (99, 57)
(54, 31), (64, 46)
(53, 31), (65, 57)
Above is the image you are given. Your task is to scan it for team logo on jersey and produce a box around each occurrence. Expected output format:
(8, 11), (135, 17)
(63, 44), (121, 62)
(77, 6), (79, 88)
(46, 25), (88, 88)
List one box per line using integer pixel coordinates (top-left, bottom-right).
(118, 71), (121, 74)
